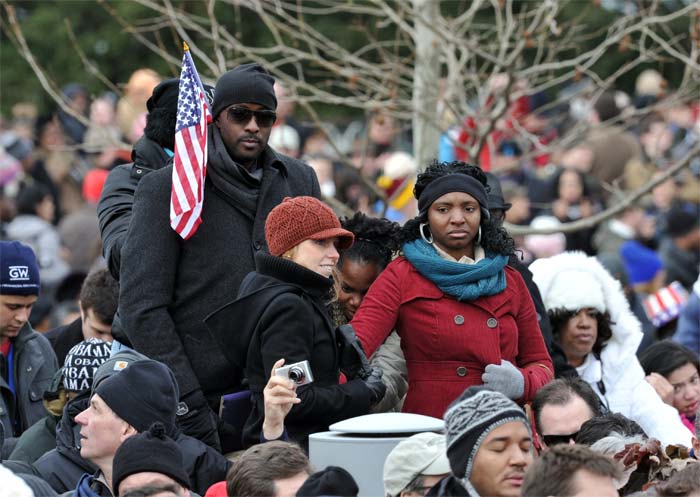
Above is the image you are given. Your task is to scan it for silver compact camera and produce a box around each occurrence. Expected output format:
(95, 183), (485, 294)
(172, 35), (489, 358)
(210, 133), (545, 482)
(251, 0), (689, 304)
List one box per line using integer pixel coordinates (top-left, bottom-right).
(274, 360), (314, 386)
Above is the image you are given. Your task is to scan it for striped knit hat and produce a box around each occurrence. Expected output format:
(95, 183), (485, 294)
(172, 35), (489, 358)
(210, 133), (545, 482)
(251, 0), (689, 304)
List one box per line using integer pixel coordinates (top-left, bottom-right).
(444, 386), (530, 495)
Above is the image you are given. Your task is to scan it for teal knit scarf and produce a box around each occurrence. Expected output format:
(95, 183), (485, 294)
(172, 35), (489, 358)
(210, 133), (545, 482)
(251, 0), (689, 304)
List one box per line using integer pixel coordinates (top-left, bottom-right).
(402, 239), (508, 301)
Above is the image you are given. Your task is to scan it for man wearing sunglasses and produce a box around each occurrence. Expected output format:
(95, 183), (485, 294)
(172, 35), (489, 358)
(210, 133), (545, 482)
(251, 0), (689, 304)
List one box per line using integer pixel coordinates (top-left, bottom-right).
(118, 63), (320, 454)
(532, 377), (602, 449)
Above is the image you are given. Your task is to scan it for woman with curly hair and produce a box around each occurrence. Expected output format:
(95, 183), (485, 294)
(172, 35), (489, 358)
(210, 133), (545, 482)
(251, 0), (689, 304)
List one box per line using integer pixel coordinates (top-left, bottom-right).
(332, 213), (407, 412)
(529, 251), (692, 447)
(350, 161), (553, 418)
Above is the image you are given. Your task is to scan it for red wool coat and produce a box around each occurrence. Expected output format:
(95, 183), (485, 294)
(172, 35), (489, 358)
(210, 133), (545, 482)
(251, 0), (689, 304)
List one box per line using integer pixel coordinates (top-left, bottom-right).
(351, 257), (553, 418)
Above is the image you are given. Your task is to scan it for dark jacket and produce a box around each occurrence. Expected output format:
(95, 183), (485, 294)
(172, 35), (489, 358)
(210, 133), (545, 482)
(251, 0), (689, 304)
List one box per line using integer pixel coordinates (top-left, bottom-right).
(426, 476), (471, 497)
(118, 140), (320, 401)
(8, 411), (58, 464)
(659, 238), (700, 291)
(34, 392), (95, 493)
(97, 136), (172, 280)
(44, 318), (84, 367)
(33, 392), (230, 494)
(0, 322), (58, 440)
(209, 253), (371, 447)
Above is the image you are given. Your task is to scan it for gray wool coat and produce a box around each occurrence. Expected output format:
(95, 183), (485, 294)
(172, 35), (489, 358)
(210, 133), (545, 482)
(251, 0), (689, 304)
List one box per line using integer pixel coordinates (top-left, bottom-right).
(117, 145), (320, 401)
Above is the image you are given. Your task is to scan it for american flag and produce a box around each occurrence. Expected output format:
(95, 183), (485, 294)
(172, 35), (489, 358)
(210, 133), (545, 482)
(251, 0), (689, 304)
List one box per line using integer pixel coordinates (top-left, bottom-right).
(170, 43), (211, 239)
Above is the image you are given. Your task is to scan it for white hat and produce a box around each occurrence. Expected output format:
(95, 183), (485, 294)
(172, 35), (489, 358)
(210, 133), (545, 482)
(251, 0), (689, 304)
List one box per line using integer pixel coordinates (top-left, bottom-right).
(383, 432), (451, 497)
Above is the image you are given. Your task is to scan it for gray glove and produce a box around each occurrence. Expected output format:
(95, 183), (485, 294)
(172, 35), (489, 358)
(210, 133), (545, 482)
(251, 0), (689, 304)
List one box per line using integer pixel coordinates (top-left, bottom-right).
(481, 360), (524, 400)
(362, 368), (387, 406)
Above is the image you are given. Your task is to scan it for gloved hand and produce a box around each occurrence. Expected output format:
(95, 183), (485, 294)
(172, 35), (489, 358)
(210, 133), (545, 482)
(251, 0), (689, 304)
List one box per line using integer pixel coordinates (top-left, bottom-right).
(481, 360), (525, 400)
(362, 367), (387, 406)
(336, 324), (373, 380)
(177, 390), (222, 452)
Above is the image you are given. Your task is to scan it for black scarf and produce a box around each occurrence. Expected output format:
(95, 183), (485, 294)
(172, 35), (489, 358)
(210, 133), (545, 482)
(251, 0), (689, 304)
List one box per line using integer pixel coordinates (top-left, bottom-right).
(206, 126), (261, 222)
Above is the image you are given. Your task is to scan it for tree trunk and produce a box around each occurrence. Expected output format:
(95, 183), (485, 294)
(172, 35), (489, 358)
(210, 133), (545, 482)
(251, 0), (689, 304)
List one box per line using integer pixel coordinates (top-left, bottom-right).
(412, 0), (441, 172)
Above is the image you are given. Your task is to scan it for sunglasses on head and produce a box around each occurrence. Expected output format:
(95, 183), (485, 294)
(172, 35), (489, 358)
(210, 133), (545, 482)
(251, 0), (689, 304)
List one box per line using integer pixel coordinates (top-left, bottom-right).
(226, 106), (277, 127)
(541, 432), (579, 446)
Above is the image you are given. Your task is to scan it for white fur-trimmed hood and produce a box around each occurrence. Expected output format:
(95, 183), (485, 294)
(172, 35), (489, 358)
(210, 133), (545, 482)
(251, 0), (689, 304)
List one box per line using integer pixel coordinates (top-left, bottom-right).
(530, 251), (643, 360)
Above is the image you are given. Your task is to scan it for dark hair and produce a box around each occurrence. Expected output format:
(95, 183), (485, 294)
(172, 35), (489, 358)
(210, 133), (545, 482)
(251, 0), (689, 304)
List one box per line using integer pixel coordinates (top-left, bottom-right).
(593, 91), (621, 122)
(144, 107), (178, 151)
(575, 413), (647, 446)
(549, 308), (613, 358)
(521, 444), (621, 497)
(226, 441), (312, 497)
(122, 484), (183, 497)
(79, 268), (119, 326)
(638, 112), (666, 136)
(399, 160), (515, 256)
(552, 168), (591, 200)
(16, 183), (51, 216)
(339, 213), (401, 271)
(656, 462), (700, 497)
(639, 340), (699, 379)
(532, 377), (602, 434)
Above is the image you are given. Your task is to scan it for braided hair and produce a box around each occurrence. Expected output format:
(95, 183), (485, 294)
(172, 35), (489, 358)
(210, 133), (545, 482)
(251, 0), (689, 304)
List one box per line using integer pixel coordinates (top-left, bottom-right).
(399, 160), (516, 256)
(339, 212), (402, 270)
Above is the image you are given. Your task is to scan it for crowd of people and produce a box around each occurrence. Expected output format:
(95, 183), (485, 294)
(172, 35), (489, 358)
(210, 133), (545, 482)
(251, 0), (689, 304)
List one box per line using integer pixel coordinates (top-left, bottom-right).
(0, 60), (699, 497)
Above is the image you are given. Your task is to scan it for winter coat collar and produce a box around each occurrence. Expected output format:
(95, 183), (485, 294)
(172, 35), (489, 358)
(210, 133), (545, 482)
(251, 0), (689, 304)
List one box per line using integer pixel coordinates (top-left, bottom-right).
(130, 136), (170, 171)
(254, 252), (334, 301)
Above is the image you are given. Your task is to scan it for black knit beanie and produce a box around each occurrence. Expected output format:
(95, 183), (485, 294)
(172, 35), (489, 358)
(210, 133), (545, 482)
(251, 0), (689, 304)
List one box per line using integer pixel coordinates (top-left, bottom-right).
(112, 422), (190, 494)
(444, 387), (530, 493)
(94, 360), (178, 434)
(296, 466), (359, 497)
(211, 63), (277, 118)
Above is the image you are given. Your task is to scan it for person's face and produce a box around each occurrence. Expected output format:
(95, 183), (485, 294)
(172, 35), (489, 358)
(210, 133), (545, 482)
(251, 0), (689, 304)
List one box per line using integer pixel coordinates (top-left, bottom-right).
(118, 472), (188, 497)
(0, 294), (37, 344)
(666, 362), (700, 418)
(273, 471), (309, 497)
(80, 304), (113, 342)
(558, 308), (599, 367)
(651, 177), (676, 209)
(538, 395), (595, 448)
(337, 259), (381, 320)
(470, 421), (533, 497)
(36, 195), (55, 223)
(558, 170), (584, 204)
(505, 196), (530, 225)
(569, 468), (618, 497)
(75, 394), (134, 465)
(641, 122), (673, 158)
(215, 103), (274, 168)
(290, 238), (340, 278)
(427, 191), (482, 260)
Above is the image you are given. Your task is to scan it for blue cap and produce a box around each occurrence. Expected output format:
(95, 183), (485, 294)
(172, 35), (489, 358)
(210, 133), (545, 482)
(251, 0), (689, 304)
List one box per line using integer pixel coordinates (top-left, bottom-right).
(620, 240), (663, 285)
(0, 241), (40, 295)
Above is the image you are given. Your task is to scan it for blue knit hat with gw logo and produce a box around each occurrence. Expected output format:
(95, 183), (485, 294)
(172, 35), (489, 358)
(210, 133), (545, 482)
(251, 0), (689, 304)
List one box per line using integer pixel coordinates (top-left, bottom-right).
(0, 241), (40, 295)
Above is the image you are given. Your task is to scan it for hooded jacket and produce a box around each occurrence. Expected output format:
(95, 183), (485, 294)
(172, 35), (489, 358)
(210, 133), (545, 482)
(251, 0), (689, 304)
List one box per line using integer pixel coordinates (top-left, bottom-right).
(530, 251), (693, 447)
(97, 135), (172, 280)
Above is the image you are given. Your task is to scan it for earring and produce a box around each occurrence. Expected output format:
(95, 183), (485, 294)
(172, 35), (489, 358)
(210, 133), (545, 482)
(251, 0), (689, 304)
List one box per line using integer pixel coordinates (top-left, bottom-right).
(419, 223), (433, 244)
(476, 226), (482, 245)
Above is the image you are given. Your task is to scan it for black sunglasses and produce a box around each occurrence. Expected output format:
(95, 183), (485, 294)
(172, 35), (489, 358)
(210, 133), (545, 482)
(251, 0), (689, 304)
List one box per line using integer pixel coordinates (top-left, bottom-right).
(225, 106), (277, 127)
(541, 432), (579, 446)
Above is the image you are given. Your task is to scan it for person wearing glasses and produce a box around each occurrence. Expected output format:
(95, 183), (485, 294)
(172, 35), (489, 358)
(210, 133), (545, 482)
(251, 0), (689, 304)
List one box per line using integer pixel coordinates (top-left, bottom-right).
(117, 63), (321, 453)
(531, 377), (602, 449)
(530, 251), (693, 449)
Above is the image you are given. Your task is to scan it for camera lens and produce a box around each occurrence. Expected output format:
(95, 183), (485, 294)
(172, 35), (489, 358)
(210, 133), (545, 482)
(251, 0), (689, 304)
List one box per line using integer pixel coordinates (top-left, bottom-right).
(288, 367), (305, 383)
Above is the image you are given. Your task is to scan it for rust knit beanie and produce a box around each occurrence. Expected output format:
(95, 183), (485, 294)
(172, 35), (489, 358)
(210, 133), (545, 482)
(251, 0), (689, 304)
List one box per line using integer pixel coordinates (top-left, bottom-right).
(265, 196), (354, 256)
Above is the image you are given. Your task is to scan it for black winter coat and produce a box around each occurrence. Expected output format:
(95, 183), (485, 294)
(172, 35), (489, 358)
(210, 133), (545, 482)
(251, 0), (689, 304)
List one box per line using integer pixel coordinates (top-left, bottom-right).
(97, 136), (172, 280)
(208, 253), (371, 447)
(117, 140), (320, 401)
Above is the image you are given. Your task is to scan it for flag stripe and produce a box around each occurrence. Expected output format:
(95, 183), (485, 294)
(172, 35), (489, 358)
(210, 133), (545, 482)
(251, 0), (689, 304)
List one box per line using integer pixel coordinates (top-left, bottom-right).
(170, 49), (211, 239)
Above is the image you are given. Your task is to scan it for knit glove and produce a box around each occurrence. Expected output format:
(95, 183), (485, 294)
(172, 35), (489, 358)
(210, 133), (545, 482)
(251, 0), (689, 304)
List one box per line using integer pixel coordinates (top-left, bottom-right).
(481, 360), (524, 400)
(362, 368), (387, 406)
